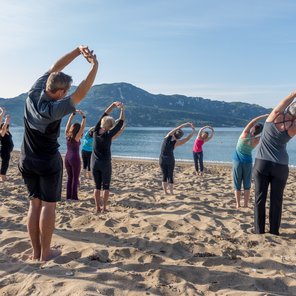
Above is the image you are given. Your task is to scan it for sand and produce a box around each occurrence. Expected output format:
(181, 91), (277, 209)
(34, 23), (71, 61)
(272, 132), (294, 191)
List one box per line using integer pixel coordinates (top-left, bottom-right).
(0, 151), (296, 296)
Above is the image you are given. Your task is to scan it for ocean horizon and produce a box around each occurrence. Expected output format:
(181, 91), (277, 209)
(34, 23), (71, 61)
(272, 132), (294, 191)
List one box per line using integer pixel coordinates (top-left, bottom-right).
(9, 126), (296, 167)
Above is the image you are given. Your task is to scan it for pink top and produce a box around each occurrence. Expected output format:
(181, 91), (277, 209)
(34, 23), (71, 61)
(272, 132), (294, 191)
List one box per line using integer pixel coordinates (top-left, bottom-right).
(193, 138), (205, 153)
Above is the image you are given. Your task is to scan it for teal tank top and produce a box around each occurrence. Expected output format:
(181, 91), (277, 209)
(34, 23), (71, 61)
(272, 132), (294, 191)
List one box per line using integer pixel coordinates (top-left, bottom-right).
(233, 135), (254, 163)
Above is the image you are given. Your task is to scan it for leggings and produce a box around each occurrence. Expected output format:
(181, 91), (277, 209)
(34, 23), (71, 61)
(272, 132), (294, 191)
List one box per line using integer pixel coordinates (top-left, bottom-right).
(1, 150), (11, 175)
(82, 150), (92, 171)
(65, 156), (81, 200)
(193, 151), (204, 172)
(160, 163), (175, 183)
(253, 158), (289, 235)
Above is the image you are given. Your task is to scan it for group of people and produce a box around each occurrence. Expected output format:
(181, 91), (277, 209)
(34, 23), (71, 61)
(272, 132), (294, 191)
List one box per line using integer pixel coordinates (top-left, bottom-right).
(0, 45), (295, 262)
(160, 95), (295, 237)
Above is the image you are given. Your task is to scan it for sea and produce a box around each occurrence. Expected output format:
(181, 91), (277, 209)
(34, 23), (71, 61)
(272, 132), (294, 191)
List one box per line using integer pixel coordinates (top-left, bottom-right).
(9, 127), (296, 167)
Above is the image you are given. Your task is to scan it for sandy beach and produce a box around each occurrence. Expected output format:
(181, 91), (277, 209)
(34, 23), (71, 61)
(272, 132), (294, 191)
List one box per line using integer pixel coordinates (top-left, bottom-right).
(1, 151), (296, 296)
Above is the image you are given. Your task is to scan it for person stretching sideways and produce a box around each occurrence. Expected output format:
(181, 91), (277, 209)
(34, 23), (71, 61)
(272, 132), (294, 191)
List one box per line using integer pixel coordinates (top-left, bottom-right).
(232, 114), (268, 208)
(254, 91), (296, 235)
(0, 114), (14, 181)
(192, 126), (214, 176)
(91, 101), (125, 213)
(18, 45), (98, 261)
(159, 122), (195, 195)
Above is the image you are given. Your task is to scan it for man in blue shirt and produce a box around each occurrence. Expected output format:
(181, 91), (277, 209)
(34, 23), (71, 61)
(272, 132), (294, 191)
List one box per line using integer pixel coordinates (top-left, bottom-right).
(19, 45), (98, 261)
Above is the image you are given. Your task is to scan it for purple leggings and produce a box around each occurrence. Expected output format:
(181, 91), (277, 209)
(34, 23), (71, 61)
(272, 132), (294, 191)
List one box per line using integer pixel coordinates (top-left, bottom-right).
(65, 156), (81, 200)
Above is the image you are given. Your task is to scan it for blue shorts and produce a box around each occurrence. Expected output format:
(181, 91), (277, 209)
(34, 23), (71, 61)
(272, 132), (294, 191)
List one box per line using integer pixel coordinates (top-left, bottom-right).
(232, 160), (252, 191)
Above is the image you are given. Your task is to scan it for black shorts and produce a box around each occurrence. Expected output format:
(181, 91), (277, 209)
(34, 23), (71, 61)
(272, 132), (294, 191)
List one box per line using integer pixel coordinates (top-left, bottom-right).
(19, 154), (63, 202)
(91, 159), (112, 190)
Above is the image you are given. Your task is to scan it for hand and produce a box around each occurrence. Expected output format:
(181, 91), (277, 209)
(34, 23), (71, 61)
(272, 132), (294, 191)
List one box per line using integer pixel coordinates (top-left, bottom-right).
(5, 114), (11, 122)
(114, 101), (123, 109)
(79, 46), (98, 65)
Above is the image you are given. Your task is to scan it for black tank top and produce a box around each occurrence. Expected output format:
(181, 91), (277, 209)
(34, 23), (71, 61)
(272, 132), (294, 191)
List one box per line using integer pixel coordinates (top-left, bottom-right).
(159, 135), (176, 164)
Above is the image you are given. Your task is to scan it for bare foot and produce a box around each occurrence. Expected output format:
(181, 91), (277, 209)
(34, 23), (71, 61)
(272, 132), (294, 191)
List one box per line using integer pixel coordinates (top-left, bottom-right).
(101, 208), (110, 214)
(236, 203), (241, 209)
(41, 248), (61, 262)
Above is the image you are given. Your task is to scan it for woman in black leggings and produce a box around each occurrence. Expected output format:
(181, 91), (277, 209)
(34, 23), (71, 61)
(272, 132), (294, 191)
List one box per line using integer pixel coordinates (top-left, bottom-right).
(254, 91), (296, 235)
(0, 114), (14, 181)
(159, 122), (195, 195)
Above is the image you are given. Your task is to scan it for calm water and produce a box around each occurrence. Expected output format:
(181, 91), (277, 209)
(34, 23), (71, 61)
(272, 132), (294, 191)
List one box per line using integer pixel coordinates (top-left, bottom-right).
(9, 127), (296, 166)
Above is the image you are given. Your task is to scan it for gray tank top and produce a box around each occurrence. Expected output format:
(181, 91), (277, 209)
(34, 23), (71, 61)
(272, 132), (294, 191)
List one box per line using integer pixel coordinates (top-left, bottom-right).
(256, 122), (291, 165)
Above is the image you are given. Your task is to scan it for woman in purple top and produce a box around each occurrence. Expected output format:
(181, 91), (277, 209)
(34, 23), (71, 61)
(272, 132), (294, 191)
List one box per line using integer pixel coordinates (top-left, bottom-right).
(65, 110), (86, 200)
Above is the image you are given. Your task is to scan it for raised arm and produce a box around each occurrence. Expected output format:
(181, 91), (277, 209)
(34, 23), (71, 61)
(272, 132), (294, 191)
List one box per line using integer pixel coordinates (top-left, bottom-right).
(70, 46), (99, 104)
(49, 47), (82, 73)
(197, 126), (208, 138)
(112, 122), (126, 141)
(165, 122), (190, 138)
(206, 126), (215, 142)
(65, 112), (75, 136)
(267, 91), (296, 122)
(175, 123), (196, 147)
(109, 103), (125, 138)
(0, 107), (5, 124)
(0, 115), (10, 137)
(75, 110), (87, 142)
(241, 114), (269, 137)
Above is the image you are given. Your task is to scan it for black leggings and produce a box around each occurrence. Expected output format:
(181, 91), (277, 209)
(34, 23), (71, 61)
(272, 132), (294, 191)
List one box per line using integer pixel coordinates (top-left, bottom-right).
(82, 150), (92, 171)
(1, 150), (11, 175)
(253, 159), (289, 235)
(160, 163), (175, 183)
(193, 151), (204, 172)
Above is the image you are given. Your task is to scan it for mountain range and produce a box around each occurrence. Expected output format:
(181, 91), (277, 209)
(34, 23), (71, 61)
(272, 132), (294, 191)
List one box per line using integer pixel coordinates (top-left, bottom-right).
(0, 82), (271, 127)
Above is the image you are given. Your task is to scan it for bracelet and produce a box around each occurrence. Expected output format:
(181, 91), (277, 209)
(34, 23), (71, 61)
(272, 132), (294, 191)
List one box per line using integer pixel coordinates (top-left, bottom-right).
(83, 116), (86, 119)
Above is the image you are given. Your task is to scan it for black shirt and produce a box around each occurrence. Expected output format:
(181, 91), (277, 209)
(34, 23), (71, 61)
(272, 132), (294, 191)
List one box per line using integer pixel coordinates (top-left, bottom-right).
(159, 135), (176, 165)
(92, 113), (124, 162)
(21, 73), (75, 159)
(0, 132), (14, 153)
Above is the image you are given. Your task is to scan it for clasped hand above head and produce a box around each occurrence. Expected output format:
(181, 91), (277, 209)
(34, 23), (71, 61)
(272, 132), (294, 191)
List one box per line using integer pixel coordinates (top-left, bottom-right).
(79, 45), (98, 65)
(114, 101), (124, 109)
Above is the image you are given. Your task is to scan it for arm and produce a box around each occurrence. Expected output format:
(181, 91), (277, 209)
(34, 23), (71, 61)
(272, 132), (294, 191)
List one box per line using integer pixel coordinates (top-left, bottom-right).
(94, 101), (120, 131)
(165, 122), (191, 138)
(0, 115), (10, 137)
(240, 114), (269, 137)
(71, 47), (99, 104)
(65, 112), (75, 136)
(267, 91), (296, 122)
(112, 122), (126, 141)
(197, 126), (208, 138)
(205, 126), (215, 142)
(75, 110), (86, 142)
(0, 107), (4, 124)
(109, 103), (125, 137)
(175, 123), (196, 147)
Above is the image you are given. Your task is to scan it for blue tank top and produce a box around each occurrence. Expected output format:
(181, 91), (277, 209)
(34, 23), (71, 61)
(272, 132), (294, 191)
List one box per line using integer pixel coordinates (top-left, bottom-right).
(256, 122), (291, 165)
(233, 135), (254, 163)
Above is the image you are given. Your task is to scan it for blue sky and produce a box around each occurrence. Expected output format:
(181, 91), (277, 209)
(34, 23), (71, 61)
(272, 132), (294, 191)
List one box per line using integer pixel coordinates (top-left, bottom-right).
(1, 0), (296, 108)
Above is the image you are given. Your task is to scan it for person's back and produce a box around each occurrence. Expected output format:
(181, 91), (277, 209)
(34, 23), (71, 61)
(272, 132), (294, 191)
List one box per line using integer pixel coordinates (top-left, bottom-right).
(256, 122), (291, 165)
(19, 45), (98, 262)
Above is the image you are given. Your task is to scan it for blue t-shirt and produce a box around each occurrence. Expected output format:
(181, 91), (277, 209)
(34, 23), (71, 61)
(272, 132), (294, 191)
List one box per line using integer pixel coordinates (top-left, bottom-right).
(21, 72), (76, 159)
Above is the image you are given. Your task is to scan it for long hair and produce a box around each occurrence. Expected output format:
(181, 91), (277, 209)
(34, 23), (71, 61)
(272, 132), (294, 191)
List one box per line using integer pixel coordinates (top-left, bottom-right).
(68, 123), (81, 142)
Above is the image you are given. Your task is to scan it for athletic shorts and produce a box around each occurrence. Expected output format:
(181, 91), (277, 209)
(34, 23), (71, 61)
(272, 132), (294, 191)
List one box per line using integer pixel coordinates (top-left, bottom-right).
(19, 154), (63, 202)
